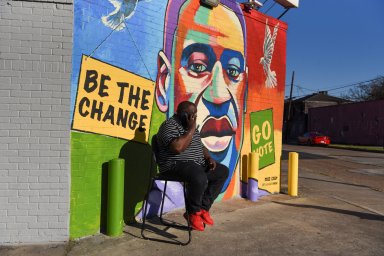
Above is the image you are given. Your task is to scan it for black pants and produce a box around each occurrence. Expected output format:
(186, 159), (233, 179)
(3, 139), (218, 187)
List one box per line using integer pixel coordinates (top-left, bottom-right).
(162, 161), (229, 214)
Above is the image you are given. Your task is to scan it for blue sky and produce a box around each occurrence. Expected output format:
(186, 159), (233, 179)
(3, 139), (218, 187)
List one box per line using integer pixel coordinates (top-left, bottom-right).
(251, 0), (384, 99)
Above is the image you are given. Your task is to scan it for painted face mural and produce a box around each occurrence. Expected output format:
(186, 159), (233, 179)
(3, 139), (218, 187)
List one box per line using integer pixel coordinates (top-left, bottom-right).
(69, 0), (286, 238)
(156, 0), (247, 190)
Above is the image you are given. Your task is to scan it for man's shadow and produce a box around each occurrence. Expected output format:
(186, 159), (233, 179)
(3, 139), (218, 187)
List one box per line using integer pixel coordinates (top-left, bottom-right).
(100, 128), (156, 233)
(119, 129), (157, 224)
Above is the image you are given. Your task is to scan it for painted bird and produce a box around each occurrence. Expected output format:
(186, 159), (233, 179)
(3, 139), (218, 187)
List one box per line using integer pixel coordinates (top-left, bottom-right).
(102, 0), (150, 31)
(260, 21), (279, 88)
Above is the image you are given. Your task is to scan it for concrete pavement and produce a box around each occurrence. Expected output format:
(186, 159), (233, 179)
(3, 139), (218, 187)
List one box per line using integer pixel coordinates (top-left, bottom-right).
(1, 166), (384, 255)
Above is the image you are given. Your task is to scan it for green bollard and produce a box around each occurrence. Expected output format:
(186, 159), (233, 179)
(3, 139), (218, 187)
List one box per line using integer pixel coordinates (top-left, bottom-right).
(106, 158), (125, 237)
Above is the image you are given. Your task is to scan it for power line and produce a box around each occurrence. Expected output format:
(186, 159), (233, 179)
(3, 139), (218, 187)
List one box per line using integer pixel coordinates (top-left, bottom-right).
(322, 78), (381, 92)
(264, 2), (276, 14)
(285, 76), (383, 98)
(295, 84), (317, 92)
(284, 84), (320, 92)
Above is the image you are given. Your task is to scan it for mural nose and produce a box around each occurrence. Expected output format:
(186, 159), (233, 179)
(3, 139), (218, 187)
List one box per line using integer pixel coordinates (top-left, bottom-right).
(203, 61), (231, 104)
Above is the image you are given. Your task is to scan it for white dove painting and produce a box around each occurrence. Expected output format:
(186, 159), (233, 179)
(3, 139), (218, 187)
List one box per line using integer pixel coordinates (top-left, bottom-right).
(260, 20), (279, 88)
(102, 0), (151, 31)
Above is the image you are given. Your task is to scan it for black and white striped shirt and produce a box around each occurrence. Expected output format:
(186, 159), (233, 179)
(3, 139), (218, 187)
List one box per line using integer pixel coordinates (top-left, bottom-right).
(156, 115), (205, 172)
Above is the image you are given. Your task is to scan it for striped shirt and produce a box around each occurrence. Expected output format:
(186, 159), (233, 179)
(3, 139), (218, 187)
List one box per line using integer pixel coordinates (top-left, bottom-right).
(156, 115), (206, 172)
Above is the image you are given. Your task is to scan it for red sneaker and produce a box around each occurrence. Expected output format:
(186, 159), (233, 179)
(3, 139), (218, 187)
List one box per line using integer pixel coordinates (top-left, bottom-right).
(183, 212), (205, 231)
(200, 209), (214, 226)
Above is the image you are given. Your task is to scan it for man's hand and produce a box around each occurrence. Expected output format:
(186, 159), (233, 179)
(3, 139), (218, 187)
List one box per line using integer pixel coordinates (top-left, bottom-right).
(186, 113), (197, 131)
(206, 157), (216, 171)
(169, 110), (197, 154)
(203, 146), (216, 171)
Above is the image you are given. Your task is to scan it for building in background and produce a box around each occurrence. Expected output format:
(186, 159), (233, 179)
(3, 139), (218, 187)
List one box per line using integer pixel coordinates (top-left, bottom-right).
(283, 91), (350, 140)
(308, 100), (384, 146)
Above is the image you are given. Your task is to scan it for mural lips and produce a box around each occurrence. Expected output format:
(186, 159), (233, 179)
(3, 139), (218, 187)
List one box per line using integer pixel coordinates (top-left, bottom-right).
(200, 117), (235, 152)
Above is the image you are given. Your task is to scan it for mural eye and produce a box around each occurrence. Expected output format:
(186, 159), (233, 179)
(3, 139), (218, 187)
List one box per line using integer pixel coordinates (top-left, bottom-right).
(189, 63), (207, 73)
(227, 65), (240, 79)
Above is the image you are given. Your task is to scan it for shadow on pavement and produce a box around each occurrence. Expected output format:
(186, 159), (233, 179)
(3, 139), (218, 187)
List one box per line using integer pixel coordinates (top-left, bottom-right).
(282, 150), (333, 160)
(300, 176), (372, 189)
(272, 201), (384, 221)
(125, 217), (191, 245)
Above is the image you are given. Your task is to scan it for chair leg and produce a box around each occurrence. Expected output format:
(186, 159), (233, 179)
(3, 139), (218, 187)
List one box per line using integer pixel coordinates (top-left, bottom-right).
(183, 182), (192, 244)
(142, 179), (191, 245)
(141, 178), (154, 240)
(160, 181), (191, 245)
(159, 180), (168, 225)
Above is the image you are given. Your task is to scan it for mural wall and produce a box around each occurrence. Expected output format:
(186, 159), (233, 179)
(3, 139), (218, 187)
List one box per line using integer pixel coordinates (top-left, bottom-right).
(242, 10), (287, 195)
(70, 0), (287, 239)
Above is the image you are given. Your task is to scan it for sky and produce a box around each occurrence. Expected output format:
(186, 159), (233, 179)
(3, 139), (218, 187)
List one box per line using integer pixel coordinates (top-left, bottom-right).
(249, 0), (384, 99)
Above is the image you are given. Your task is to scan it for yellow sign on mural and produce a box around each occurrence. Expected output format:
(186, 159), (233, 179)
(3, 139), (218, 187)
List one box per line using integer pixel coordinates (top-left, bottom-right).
(72, 55), (155, 143)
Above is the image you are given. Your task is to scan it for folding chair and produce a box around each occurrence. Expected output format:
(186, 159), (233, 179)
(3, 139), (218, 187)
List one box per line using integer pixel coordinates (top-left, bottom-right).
(141, 134), (191, 245)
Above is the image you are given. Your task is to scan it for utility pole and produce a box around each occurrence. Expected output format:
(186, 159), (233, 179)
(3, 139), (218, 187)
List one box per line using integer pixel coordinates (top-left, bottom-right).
(285, 71), (295, 142)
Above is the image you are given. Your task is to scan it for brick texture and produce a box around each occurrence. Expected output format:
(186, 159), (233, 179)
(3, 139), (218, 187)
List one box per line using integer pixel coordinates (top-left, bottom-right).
(0, 0), (73, 244)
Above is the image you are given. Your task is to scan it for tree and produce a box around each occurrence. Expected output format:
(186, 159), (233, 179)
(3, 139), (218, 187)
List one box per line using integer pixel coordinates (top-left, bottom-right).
(344, 76), (384, 101)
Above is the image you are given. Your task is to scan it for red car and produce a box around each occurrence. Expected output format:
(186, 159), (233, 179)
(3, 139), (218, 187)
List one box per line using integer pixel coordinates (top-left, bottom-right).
(298, 131), (331, 146)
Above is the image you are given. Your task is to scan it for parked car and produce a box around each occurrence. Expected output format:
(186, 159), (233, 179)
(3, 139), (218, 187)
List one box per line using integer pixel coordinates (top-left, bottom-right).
(298, 131), (330, 146)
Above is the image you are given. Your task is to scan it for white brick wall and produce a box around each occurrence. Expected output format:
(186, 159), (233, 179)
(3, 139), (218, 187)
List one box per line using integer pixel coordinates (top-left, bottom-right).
(0, 0), (73, 244)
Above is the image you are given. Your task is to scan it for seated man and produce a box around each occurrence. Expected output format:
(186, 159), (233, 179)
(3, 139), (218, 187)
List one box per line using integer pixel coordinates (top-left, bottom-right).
(156, 101), (229, 231)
